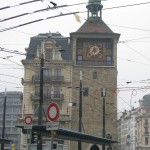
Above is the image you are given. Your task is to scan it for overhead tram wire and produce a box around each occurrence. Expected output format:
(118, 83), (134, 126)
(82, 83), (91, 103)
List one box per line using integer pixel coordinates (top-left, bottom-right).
(0, 51), (121, 113)
(1, 1), (150, 23)
(0, 2), (90, 23)
(119, 37), (150, 43)
(1, 46), (150, 90)
(0, 47), (142, 111)
(122, 43), (150, 62)
(104, 1), (150, 10)
(0, 5), (68, 23)
(0, 0), (42, 11)
(79, 1), (150, 14)
(118, 57), (150, 67)
(0, 12), (78, 32)
(0, 2), (150, 32)
(108, 24), (150, 32)
(0, 79), (21, 85)
(0, 74), (21, 79)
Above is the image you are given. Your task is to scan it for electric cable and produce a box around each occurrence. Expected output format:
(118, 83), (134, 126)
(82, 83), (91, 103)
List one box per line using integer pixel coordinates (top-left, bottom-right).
(118, 57), (150, 67)
(0, 5), (67, 23)
(0, 46), (149, 112)
(0, 74), (21, 79)
(0, 0), (42, 11)
(1, 46), (150, 89)
(0, 12), (78, 32)
(122, 43), (150, 62)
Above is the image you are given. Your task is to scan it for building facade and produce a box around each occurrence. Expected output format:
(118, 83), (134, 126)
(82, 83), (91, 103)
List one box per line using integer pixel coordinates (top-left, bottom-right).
(20, 0), (120, 149)
(136, 94), (150, 150)
(117, 109), (138, 150)
(0, 91), (23, 150)
(70, 0), (120, 149)
(20, 33), (72, 150)
(117, 94), (150, 150)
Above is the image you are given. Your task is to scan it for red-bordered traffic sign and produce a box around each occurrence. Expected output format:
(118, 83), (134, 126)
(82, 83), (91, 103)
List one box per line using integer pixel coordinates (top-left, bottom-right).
(47, 103), (59, 122)
(24, 116), (32, 125)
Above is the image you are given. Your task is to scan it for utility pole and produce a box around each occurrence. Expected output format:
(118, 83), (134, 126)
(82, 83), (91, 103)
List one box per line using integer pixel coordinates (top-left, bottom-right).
(101, 88), (106, 150)
(37, 42), (44, 150)
(1, 89), (7, 150)
(78, 71), (83, 150)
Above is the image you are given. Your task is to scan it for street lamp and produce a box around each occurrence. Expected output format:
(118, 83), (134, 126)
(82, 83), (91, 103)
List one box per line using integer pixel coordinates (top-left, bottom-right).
(78, 71), (83, 150)
(101, 88), (106, 150)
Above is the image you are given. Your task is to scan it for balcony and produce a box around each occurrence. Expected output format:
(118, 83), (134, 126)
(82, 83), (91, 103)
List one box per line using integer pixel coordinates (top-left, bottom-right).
(31, 94), (64, 102)
(144, 132), (149, 135)
(76, 60), (114, 66)
(32, 75), (64, 83)
(144, 122), (149, 127)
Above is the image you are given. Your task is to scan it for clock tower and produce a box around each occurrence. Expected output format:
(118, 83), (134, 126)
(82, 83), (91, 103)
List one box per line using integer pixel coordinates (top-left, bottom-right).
(70, 0), (120, 150)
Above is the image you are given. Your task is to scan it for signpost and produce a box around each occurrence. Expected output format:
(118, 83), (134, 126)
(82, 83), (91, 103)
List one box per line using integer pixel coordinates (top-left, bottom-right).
(24, 116), (32, 125)
(46, 122), (59, 131)
(47, 103), (59, 150)
(24, 115), (33, 150)
(24, 116), (32, 129)
(47, 103), (59, 122)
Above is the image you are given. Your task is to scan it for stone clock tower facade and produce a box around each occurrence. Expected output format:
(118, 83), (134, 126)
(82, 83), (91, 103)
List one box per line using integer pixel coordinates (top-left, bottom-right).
(70, 0), (120, 149)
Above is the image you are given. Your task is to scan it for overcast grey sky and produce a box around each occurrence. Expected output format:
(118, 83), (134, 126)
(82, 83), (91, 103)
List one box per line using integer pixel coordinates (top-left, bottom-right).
(0, 0), (150, 112)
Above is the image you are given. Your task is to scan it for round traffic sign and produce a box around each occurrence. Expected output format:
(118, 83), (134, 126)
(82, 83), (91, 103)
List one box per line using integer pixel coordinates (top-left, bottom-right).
(47, 103), (59, 122)
(24, 116), (32, 125)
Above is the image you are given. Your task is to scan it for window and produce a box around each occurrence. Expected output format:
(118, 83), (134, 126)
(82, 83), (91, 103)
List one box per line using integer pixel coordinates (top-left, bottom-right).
(106, 42), (113, 50)
(54, 69), (61, 80)
(145, 119), (148, 124)
(35, 86), (52, 98)
(105, 56), (112, 65)
(53, 143), (57, 149)
(145, 127), (148, 133)
(35, 86), (40, 96)
(93, 72), (97, 79)
(83, 87), (89, 96)
(77, 55), (83, 61)
(145, 137), (148, 145)
(44, 69), (52, 80)
(54, 69), (61, 76)
(55, 52), (59, 60)
(43, 86), (51, 98)
(54, 86), (61, 98)
(58, 145), (63, 150)
(45, 48), (53, 59)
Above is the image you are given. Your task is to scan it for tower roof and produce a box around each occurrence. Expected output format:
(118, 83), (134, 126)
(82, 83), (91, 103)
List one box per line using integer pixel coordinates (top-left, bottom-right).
(143, 94), (150, 106)
(72, 0), (120, 35)
(76, 18), (114, 33)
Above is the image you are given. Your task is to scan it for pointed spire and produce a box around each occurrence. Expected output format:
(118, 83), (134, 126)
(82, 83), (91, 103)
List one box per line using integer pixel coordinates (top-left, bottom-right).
(86, 0), (103, 19)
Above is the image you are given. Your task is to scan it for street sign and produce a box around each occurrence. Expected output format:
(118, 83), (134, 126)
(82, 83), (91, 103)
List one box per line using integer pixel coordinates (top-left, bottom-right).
(47, 103), (59, 122)
(24, 125), (32, 129)
(46, 122), (59, 130)
(24, 115), (32, 125)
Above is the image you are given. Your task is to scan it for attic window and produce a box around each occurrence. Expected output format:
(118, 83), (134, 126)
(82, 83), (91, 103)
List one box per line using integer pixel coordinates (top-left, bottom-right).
(45, 48), (52, 59)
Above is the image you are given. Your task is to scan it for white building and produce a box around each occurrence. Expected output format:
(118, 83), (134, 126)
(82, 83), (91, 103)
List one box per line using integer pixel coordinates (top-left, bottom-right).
(117, 109), (138, 150)
(118, 94), (150, 150)
(136, 94), (150, 150)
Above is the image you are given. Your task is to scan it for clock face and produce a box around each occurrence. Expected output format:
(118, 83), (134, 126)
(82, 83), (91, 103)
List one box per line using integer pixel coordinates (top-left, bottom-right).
(86, 43), (103, 58)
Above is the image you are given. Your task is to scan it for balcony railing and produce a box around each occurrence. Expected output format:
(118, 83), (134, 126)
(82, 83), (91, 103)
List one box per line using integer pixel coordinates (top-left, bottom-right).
(32, 75), (64, 83)
(76, 60), (114, 66)
(144, 131), (149, 135)
(31, 94), (64, 101)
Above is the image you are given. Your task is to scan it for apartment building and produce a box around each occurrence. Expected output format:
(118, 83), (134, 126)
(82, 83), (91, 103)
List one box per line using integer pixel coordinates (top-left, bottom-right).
(0, 91), (23, 150)
(117, 94), (150, 150)
(136, 94), (150, 150)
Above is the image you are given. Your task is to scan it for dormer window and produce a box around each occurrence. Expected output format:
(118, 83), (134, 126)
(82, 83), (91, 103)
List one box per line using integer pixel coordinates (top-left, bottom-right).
(45, 48), (53, 60)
